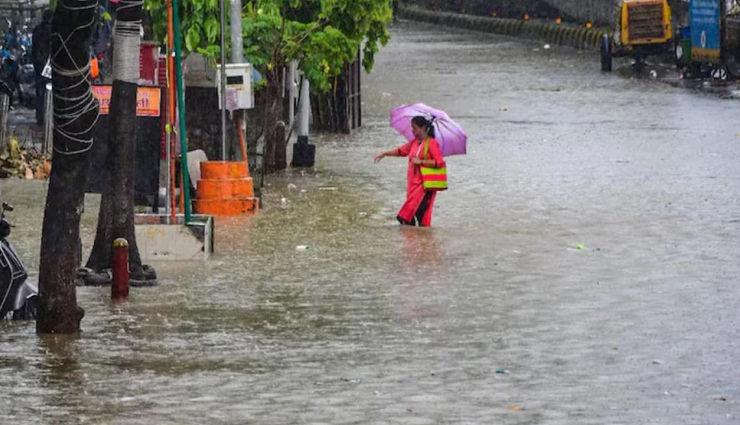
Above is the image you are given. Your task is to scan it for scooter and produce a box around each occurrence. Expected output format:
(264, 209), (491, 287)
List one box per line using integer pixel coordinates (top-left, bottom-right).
(0, 49), (35, 108)
(0, 202), (39, 321)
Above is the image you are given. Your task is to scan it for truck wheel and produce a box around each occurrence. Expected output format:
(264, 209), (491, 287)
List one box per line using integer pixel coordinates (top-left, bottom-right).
(600, 34), (613, 72)
(727, 54), (740, 80)
(631, 52), (646, 72)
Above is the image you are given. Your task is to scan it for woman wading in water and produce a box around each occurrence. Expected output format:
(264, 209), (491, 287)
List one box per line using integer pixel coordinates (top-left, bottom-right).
(375, 116), (446, 227)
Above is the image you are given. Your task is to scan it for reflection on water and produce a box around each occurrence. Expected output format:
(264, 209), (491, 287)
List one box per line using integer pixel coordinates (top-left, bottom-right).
(0, 21), (739, 424)
(36, 335), (85, 425)
(395, 228), (449, 322)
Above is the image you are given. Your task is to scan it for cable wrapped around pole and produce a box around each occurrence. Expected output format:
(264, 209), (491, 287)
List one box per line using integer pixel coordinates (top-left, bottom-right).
(50, 0), (100, 156)
(112, 1), (143, 83)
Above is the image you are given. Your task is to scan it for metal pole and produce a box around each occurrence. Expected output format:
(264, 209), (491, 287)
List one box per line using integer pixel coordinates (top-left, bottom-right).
(219, 0), (228, 160)
(0, 94), (8, 152)
(44, 85), (52, 153)
(166, 0), (177, 222)
(172, 0), (192, 223)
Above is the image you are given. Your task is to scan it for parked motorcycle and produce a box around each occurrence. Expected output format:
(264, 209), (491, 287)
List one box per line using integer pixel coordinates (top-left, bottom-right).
(0, 202), (39, 321)
(0, 48), (35, 108)
(0, 15), (36, 108)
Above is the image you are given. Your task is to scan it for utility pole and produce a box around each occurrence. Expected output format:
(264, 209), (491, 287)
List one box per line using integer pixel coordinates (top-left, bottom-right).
(219, 0), (228, 160)
(287, 61), (297, 131)
(291, 77), (315, 167)
(230, 0), (246, 162)
(297, 79), (310, 144)
(230, 0), (244, 64)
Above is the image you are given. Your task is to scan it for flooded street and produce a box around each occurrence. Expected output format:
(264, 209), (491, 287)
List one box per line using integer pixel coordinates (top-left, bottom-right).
(2, 21), (740, 424)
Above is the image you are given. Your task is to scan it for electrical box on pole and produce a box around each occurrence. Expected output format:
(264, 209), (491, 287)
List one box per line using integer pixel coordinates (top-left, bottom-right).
(215, 64), (255, 111)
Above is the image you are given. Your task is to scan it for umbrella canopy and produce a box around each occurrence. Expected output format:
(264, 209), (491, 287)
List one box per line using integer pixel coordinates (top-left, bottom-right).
(390, 103), (467, 156)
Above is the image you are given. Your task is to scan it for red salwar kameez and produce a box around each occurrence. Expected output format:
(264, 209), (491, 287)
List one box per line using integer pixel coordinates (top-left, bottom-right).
(394, 138), (445, 227)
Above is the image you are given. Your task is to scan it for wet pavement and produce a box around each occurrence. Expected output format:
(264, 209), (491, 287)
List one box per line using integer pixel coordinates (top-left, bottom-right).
(1, 21), (739, 424)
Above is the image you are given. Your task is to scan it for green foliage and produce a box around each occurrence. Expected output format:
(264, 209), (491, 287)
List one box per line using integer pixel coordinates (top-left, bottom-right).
(144, 0), (393, 93)
(144, 0), (222, 53)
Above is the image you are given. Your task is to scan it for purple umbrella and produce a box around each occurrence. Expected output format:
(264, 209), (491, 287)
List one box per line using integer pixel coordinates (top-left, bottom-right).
(390, 103), (467, 156)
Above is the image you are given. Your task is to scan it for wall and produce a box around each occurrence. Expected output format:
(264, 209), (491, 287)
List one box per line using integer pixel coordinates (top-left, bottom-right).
(541, 0), (617, 25)
(545, 0), (688, 26)
(398, 6), (606, 52)
(401, 0), (566, 21)
(402, 0), (618, 26)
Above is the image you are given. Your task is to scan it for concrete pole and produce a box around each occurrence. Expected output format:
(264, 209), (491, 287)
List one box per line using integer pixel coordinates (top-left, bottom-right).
(230, 0), (244, 63)
(230, 0), (246, 161)
(297, 78), (310, 143)
(288, 67), (295, 130)
(291, 76), (314, 167)
(287, 61), (297, 130)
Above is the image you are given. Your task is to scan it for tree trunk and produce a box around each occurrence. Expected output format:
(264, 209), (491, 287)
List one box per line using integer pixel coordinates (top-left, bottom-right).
(274, 121), (287, 170)
(86, 82), (143, 276)
(85, 1), (152, 282)
(37, 0), (98, 334)
(264, 66), (284, 173)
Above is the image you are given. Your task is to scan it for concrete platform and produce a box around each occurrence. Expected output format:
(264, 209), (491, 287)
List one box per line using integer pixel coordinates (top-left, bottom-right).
(135, 214), (214, 261)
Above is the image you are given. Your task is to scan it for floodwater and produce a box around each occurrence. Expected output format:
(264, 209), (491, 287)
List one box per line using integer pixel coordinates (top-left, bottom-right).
(1, 21), (739, 424)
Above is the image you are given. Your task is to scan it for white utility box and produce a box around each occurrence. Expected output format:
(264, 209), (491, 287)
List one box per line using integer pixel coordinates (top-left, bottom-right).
(215, 63), (254, 111)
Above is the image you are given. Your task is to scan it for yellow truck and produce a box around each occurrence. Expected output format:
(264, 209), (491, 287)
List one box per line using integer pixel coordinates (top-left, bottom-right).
(600, 0), (674, 71)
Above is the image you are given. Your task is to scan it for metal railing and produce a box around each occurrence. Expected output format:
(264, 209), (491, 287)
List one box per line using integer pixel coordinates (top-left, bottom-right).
(42, 84), (51, 152)
(0, 93), (9, 152)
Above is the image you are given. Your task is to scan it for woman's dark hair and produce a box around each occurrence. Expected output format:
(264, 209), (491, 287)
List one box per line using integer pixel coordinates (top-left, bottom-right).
(411, 116), (435, 138)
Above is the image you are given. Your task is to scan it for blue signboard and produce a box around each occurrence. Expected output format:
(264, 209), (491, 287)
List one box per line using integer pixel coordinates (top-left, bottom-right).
(690, 0), (722, 61)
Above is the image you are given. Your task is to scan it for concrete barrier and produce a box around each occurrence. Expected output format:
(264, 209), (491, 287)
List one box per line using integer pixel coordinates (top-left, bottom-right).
(135, 214), (214, 261)
(399, 5), (606, 52)
(401, 0), (616, 27)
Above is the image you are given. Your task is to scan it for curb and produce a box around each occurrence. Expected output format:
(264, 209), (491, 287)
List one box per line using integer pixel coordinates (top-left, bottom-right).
(398, 6), (606, 52)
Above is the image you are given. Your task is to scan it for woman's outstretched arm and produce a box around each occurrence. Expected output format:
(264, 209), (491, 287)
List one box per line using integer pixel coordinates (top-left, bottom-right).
(375, 141), (413, 163)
